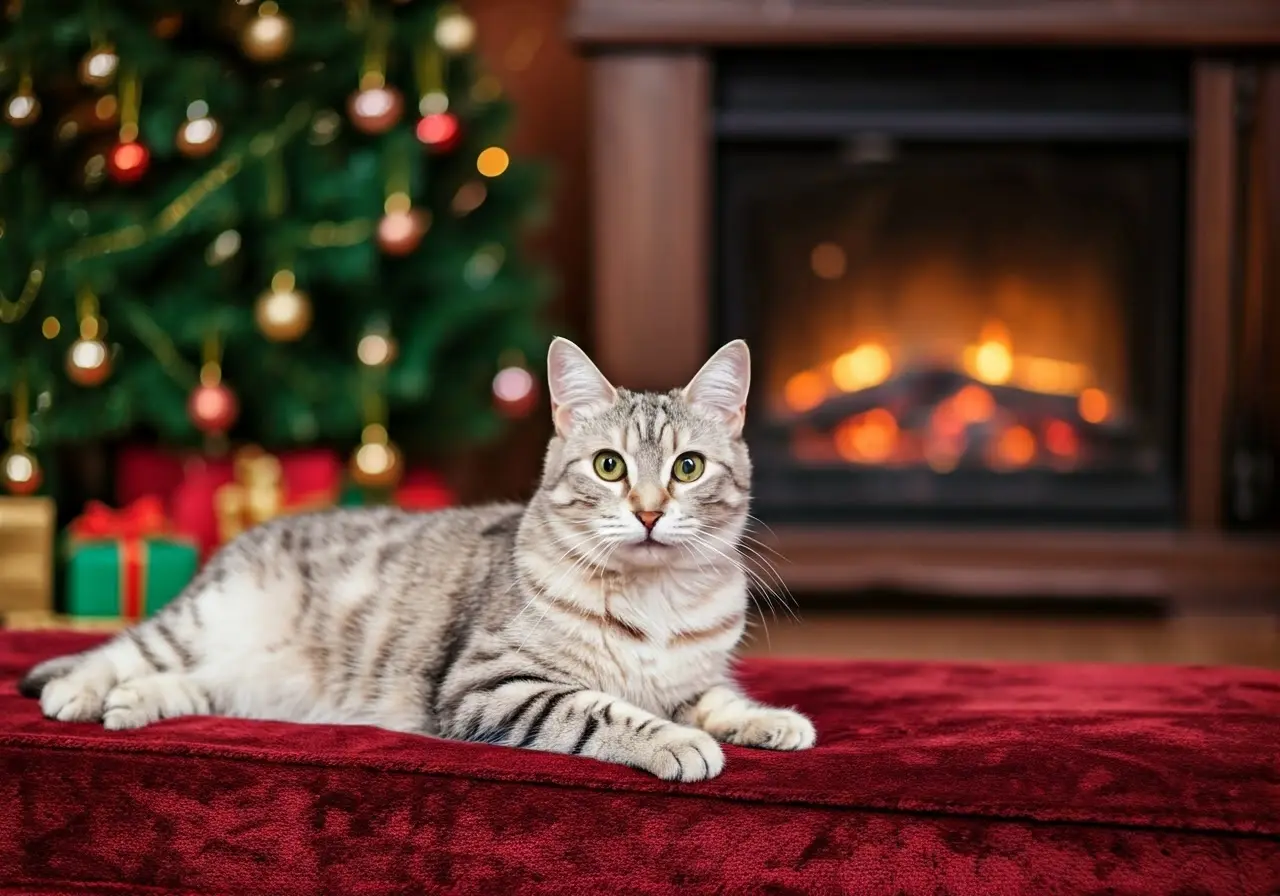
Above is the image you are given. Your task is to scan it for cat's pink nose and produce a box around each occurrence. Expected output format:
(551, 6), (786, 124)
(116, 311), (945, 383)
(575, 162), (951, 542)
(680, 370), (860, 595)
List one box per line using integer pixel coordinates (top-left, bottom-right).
(635, 510), (663, 531)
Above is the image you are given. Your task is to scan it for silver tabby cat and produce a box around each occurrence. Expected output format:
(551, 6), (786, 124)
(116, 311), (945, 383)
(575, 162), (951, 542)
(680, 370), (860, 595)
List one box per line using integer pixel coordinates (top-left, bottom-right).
(20, 337), (815, 781)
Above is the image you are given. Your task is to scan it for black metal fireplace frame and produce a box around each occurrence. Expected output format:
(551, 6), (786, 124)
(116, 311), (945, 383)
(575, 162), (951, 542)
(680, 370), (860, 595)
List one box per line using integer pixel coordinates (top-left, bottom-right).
(714, 47), (1191, 527)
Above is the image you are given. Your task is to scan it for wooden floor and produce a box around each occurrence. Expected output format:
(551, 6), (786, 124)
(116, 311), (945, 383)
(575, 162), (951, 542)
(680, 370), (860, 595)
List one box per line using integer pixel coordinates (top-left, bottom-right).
(739, 610), (1280, 668)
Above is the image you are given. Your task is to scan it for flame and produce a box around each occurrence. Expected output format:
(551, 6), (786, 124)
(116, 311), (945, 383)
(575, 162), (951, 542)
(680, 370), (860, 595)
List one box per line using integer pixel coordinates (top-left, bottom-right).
(963, 320), (1014, 386)
(832, 343), (892, 392)
(1078, 387), (1109, 424)
(1019, 356), (1088, 396)
(835, 408), (899, 463)
(784, 371), (826, 412)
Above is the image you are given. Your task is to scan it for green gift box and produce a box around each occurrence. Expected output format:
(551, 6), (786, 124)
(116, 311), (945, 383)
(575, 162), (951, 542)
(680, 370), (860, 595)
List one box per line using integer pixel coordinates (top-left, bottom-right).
(64, 498), (199, 620)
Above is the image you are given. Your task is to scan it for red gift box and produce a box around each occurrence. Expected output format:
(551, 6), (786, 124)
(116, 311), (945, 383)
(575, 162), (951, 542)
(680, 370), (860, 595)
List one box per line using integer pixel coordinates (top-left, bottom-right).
(116, 446), (342, 560)
(395, 468), (456, 511)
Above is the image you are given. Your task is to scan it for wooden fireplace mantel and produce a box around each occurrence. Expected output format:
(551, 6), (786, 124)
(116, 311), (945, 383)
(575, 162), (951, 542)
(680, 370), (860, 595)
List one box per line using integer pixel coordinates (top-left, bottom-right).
(572, 3), (1280, 603)
(571, 0), (1280, 47)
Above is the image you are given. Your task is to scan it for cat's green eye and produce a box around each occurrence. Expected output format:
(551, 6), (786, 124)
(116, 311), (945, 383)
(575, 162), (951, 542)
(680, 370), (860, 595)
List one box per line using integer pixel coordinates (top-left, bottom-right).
(672, 452), (706, 483)
(593, 450), (627, 482)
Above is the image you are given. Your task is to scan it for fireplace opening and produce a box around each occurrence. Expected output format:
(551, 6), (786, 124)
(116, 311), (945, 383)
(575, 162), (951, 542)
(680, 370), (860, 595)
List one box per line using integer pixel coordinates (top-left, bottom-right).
(717, 50), (1188, 525)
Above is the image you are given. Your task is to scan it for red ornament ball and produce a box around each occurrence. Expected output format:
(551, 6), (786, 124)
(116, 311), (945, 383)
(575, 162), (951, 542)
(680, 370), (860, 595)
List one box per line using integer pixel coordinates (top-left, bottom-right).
(376, 209), (429, 256)
(416, 112), (461, 151)
(187, 382), (240, 435)
(492, 365), (538, 419)
(347, 85), (403, 135)
(107, 140), (150, 183)
(1, 448), (42, 496)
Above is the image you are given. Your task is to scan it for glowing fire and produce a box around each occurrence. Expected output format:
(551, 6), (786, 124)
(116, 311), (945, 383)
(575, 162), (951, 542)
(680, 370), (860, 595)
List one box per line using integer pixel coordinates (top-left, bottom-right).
(779, 310), (1119, 472)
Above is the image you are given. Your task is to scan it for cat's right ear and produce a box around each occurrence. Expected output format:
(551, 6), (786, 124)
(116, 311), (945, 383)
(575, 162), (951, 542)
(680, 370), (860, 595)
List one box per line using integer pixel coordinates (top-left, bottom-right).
(547, 336), (616, 436)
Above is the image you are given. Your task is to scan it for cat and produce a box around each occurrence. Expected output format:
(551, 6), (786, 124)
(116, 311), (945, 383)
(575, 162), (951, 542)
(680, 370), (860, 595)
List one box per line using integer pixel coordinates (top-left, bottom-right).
(19, 337), (815, 781)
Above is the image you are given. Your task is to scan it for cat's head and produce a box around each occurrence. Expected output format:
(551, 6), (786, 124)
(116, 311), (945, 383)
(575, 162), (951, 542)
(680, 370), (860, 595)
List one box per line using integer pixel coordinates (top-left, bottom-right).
(535, 337), (752, 569)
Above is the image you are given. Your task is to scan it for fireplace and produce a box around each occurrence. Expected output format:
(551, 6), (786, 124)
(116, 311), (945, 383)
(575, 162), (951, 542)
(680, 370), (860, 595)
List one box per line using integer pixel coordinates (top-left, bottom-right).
(573, 0), (1280, 605)
(716, 50), (1186, 525)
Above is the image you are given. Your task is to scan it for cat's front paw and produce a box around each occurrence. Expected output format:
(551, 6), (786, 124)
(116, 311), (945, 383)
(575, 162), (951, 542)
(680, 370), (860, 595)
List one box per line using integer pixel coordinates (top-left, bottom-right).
(634, 724), (725, 782)
(716, 708), (816, 751)
(40, 678), (105, 723)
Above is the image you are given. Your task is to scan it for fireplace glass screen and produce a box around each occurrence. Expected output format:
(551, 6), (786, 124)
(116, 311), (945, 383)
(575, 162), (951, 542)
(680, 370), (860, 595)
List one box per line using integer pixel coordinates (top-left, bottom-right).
(721, 141), (1185, 524)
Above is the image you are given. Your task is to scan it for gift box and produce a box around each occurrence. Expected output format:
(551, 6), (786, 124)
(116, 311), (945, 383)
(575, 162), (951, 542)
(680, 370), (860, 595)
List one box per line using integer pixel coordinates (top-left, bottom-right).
(117, 445), (342, 559)
(64, 497), (199, 621)
(0, 497), (55, 620)
(394, 468), (456, 511)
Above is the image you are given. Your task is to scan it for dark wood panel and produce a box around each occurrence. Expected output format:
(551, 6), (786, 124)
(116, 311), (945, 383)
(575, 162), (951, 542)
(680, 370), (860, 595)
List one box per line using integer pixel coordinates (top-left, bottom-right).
(571, 0), (1280, 47)
(590, 54), (710, 390)
(1185, 61), (1239, 530)
(1236, 64), (1280, 525)
(444, 0), (590, 503)
(752, 528), (1280, 605)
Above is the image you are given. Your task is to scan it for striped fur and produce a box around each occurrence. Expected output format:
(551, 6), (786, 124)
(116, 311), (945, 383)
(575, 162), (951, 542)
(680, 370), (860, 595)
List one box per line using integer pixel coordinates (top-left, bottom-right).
(20, 339), (815, 781)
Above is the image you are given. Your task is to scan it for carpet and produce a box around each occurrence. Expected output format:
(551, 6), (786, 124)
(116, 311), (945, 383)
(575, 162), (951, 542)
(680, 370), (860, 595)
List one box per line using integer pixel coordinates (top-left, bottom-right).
(1, 631), (1278, 895)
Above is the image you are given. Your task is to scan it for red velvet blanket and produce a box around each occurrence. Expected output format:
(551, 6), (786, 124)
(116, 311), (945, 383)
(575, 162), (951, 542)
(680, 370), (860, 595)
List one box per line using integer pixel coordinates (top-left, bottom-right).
(2, 631), (1278, 895)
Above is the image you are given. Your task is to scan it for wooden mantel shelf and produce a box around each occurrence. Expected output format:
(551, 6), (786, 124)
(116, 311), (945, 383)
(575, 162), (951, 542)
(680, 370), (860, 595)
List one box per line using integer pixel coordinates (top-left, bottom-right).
(753, 528), (1280, 603)
(570, 0), (1280, 47)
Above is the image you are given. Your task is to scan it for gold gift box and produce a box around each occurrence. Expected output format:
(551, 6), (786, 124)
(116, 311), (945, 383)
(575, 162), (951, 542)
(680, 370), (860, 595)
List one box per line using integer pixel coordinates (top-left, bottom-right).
(0, 497), (55, 618)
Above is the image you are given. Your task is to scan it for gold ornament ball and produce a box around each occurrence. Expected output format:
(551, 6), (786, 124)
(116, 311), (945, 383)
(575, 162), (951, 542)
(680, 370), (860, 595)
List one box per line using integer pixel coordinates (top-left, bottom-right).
(357, 333), (398, 367)
(78, 45), (119, 87)
(1, 447), (42, 496)
(347, 85), (404, 135)
(66, 338), (112, 386)
(255, 281), (313, 342)
(4, 88), (39, 127)
(241, 3), (294, 62)
(350, 439), (403, 490)
(176, 115), (223, 158)
(376, 209), (428, 256)
(434, 8), (477, 53)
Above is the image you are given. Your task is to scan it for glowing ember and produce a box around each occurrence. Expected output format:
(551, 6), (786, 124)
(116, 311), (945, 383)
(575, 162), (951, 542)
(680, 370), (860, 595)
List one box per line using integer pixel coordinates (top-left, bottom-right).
(1044, 419), (1078, 458)
(1078, 387), (1109, 424)
(835, 408), (899, 464)
(994, 425), (1036, 468)
(952, 384), (995, 424)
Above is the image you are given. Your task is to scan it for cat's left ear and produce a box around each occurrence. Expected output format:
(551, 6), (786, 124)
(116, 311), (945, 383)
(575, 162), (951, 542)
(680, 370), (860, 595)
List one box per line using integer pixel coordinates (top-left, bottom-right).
(683, 340), (750, 437)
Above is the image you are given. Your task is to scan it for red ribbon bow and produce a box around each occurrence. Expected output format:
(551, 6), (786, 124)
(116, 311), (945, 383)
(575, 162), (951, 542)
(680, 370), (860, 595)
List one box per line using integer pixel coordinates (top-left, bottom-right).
(70, 496), (171, 620)
(70, 496), (170, 541)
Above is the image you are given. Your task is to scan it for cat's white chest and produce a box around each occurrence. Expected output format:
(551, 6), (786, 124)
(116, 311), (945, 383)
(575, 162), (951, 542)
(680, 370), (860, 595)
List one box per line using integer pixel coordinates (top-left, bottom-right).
(588, 574), (742, 715)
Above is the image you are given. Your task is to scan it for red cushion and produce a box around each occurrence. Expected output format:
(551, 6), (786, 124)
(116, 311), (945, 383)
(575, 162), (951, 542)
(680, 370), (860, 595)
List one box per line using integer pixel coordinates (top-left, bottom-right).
(2, 631), (1278, 894)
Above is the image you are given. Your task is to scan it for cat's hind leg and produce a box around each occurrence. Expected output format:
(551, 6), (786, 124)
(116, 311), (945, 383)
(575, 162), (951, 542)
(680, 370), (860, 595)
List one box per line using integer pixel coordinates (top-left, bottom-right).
(102, 673), (217, 730)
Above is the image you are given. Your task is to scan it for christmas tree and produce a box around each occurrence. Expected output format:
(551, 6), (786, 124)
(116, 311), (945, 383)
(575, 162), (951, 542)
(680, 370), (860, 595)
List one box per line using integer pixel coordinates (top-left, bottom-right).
(0, 0), (549, 497)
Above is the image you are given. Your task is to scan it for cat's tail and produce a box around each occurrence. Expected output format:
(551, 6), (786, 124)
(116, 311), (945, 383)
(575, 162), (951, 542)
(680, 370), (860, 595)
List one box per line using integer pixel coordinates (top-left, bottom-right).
(18, 653), (86, 699)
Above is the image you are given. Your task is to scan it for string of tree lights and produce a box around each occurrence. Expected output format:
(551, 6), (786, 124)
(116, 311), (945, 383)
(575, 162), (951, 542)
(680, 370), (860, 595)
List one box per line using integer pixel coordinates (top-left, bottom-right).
(0, 0), (548, 496)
